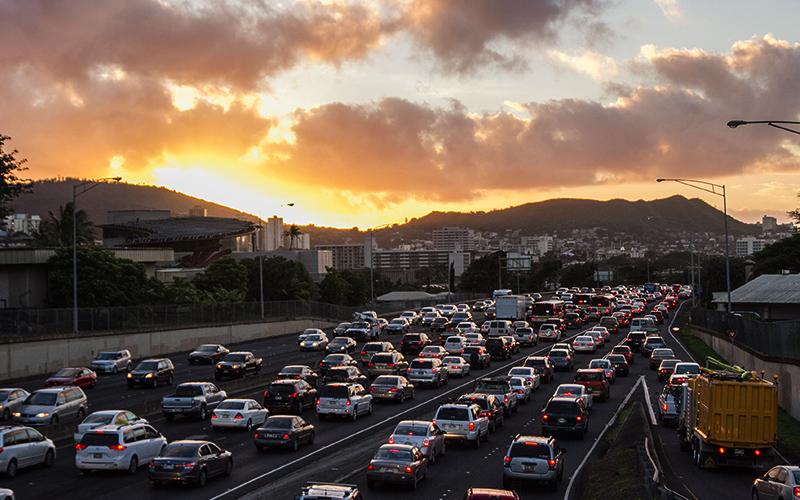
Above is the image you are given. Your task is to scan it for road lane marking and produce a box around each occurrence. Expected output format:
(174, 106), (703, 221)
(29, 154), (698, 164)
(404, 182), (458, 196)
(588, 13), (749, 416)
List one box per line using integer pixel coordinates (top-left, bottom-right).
(641, 376), (658, 425)
(664, 302), (694, 362)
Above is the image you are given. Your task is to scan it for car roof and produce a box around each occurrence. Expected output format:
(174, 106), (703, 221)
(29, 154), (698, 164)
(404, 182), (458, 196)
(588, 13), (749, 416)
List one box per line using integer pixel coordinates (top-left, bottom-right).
(140, 358), (167, 362)
(548, 396), (581, 404)
(177, 382), (207, 387)
(226, 351), (252, 355)
(514, 435), (551, 445)
(576, 368), (604, 373)
(378, 443), (415, 450)
(33, 387), (73, 393)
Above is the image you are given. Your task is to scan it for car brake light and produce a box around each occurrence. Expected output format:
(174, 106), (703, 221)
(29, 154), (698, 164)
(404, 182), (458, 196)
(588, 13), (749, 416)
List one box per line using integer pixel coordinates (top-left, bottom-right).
(432, 419), (437, 426)
(315, 398), (320, 406)
(468, 422), (475, 431)
(503, 455), (511, 466)
(422, 439), (430, 447)
(548, 458), (557, 470)
(576, 415), (582, 422)
(179, 462), (196, 469)
(290, 392), (299, 398)
(264, 391), (269, 398)
(516, 390), (523, 394)
(368, 363), (375, 367)
(718, 447), (726, 455)
(793, 486), (800, 498)
(404, 466), (413, 473)
(367, 464), (374, 471)
(662, 404), (668, 412)
(387, 388), (397, 393)
(754, 449), (762, 457)
(346, 399), (352, 406)
(387, 363), (395, 367)
(211, 414), (218, 419)
(108, 444), (126, 451)
(388, 436), (395, 444)
(542, 414), (549, 421)
(234, 413), (244, 420)
(75, 443), (87, 451)
(504, 395), (509, 403)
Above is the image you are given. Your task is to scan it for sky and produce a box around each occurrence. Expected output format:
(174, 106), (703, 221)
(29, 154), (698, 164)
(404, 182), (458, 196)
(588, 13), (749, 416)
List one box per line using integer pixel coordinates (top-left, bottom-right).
(1, 0), (799, 228)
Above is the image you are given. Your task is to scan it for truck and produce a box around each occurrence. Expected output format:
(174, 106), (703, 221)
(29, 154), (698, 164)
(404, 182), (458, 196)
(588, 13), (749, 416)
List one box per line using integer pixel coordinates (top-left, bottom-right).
(676, 367), (777, 470)
(495, 295), (526, 321)
(162, 382), (227, 421)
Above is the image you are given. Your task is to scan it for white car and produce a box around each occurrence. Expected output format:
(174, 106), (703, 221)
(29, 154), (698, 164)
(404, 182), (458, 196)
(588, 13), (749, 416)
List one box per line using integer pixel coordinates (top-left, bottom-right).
(399, 311), (419, 325)
(588, 359), (616, 383)
(211, 399), (268, 430)
(586, 330), (604, 347)
(513, 327), (537, 347)
(441, 356), (471, 377)
(75, 423), (166, 473)
(316, 383), (373, 421)
(507, 367), (540, 390)
(456, 322), (479, 334)
(444, 336), (468, 355)
(0, 488), (12, 500)
(572, 336), (597, 353)
(299, 333), (329, 351)
(297, 328), (325, 342)
(463, 333), (485, 346)
(538, 324), (561, 341)
(74, 410), (147, 442)
(90, 350), (133, 374)
(554, 383), (593, 410)
(509, 377), (533, 403)
(589, 326), (610, 342)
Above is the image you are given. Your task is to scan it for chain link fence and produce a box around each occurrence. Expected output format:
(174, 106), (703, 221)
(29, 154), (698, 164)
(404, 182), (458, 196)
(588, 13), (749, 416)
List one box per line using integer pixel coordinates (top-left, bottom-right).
(690, 307), (800, 363)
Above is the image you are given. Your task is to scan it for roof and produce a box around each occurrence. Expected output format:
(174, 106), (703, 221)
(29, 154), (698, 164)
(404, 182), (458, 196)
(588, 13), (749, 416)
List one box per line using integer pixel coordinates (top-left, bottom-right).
(717, 274), (800, 304)
(102, 216), (256, 245)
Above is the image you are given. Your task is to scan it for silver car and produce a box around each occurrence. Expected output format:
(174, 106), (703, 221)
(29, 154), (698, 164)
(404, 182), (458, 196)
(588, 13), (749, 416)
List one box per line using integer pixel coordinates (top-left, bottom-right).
(299, 333), (329, 351)
(502, 435), (566, 491)
(13, 387), (88, 426)
(0, 389), (29, 421)
(752, 465), (800, 500)
(387, 420), (446, 463)
(0, 426), (56, 477)
(90, 350), (132, 374)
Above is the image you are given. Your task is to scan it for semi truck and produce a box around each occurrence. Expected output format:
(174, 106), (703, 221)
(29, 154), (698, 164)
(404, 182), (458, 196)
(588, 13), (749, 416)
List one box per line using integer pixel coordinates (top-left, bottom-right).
(676, 366), (777, 470)
(495, 295), (526, 321)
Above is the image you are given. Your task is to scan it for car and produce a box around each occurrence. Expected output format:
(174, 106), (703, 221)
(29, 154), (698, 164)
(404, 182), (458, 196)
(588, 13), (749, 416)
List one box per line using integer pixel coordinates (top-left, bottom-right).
(387, 420), (445, 463)
(657, 359), (682, 382)
(0, 390), (29, 421)
(671, 362), (701, 382)
(148, 440), (233, 487)
(623, 331), (647, 352)
(656, 384), (682, 427)
(611, 345), (634, 364)
(502, 434), (566, 491)
(367, 351), (409, 378)
(499, 335), (520, 354)
(407, 358), (448, 387)
(345, 321), (378, 342)
(0, 426), (55, 477)
(400, 333), (431, 355)
(333, 322), (352, 337)
(564, 312), (583, 329)
(553, 383), (593, 410)
(298, 328), (325, 342)
(484, 306), (496, 320)
(277, 365), (319, 387)
(507, 367), (541, 390)
(649, 348), (675, 369)
(127, 359), (174, 389)
(376, 318), (389, 332)
(444, 336), (468, 355)
(419, 345), (448, 359)
(296, 482), (364, 500)
(463, 332), (485, 346)
(421, 311), (442, 327)
(452, 312), (473, 325)
(359, 342), (395, 364)
(90, 350), (133, 374)
(485, 320), (513, 337)
(463, 346), (491, 369)
(599, 316), (619, 334)
(187, 344), (228, 365)
(553, 342), (575, 356)
(318, 354), (358, 376)
(369, 375), (415, 402)
(540, 396), (589, 438)
(457, 303), (471, 313)
(75, 422), (166, 473)
(605, 354), (630, 376)
(456, 393), (505, 432)
(442, 356), (471, 377)
(438, 304), (458, 317)
(474, 377), (517, 416)
(433, 403), (489, 448)
(45, 367), (97, 390)
(513, 327), (538, 347)
(263, 379), (318, 415)
(457, 322), (480, 334)
(399, 311), (419, 325)
(586, 328), (606, 346)
(751, 465), (800, 500)
(572, 335), (596, 353)
(214, 352), (263, 380)
(13, 387), (88, 426)
(326, 336), (357, 354)
(574, 369), (610, 402)
(523, 356), (555, 383)
(386, 318), (411, 335)
(509, 377), (533, 403)
(254, 415), (315, 451)
(642, 337), (668, 358)
(588, 359), (616, 383)
(315, 383), (373, 421)
(322, 366), (369, 386)
(161, 382), (226, 421)
(366, 443), (428, 490)
(299, 333), (330, 351)
(485, 337), (513, 360)
(464, 488), (519, 500)
(74, 410), (147, 442)
(538, 323), (561, 342)
(547, 349), (574, 371)
(430, 317), (450, 334)
(612, 311), (630, 327)
(211, 399), (268, 431)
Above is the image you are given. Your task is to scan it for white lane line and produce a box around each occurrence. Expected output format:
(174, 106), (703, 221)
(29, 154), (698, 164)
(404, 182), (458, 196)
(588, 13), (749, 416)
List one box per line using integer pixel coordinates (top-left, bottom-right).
(211, 326), (594, 500)
(664, 302), (694, 363)
(641, 376), (658, 425)
(563, 375), (644, 500)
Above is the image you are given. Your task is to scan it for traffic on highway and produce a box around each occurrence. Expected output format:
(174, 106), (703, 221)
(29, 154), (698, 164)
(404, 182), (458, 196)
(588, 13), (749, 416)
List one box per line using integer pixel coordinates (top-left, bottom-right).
(0, 285), (788, 500)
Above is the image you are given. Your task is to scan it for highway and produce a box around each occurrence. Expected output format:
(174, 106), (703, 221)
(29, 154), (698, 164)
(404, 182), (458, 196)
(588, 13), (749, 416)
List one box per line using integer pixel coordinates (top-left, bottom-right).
(1, 303), (783, 500)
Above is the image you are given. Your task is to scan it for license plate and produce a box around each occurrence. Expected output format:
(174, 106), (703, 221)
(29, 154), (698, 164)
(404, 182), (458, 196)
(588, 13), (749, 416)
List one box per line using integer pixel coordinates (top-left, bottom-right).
(558, 418), (566, 423)
(524, 464), (536, 472)
(734, 449), (745, 457)
(379, 467), (392, 473)
(414, 371), (423, 375)
(265, 433), (280, 439)
(162, 464), (174, 470)
(93, 453), (103, 459)
(274, 396), (282, 400)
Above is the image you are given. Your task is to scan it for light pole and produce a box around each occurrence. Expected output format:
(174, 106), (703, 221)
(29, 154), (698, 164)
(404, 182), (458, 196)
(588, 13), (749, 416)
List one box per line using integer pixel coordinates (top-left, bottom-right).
(259, 203), (294, 319)
(368, 223), (393, 308)
(727, 120), (800, 135)
(72, 177), (121, 333)
(656, 178), (731, 313)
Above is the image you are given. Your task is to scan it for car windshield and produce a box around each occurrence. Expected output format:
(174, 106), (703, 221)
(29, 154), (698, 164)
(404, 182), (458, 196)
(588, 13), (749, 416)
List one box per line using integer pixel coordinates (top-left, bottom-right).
(263, 418), (293, 429)
(509, 368), (530, 376)
(653, 349), (674, 357)
(82, 413), (115, 424)
(375, 448), (413, 461)
(549, 350), (569, 357)
(197, 345), (218, 352)
(394, 424), (428, 436)
(324, 355), (347, 362)
(404, 335), (421, 341)
(330, 338), (350, 344)
(54, 368), (80, 377)
(217, 401), (246, 410)
(318, 385), (349, 399)
(161, 444), (199, 458)
(136, 361), (159, 371)
(371, 354), (394, 364)
(26, 392), (57, 406)
(510, 442), (551, 458)
(391, 319), (406, 324)
(575, 371), (602, 381)
(675, 364), (700, 374)
(363, 345), (384, 353)
(95, 352), (120, 360)
(223, 354), (247, 362)
(351, 322), (369, 329)
(540, 324), (555, 330)
(546, 401), (579, 413)
(589, 361), (609, 368)
(373, 376), (400, 385)
(792, 471), (800, 483)
(280, 366), (303, 374)
(305, 335), (325, 342)
(442, 357), (462, 364)
(436, 407), (468, 420)
(0, 390), (9, 402)
(475, 380), (508, 392)
(409, 360), (434, 369)
(608, 355), (626, 363)
(174, 385), (203, 397)
(80, 433), (119, 447)
(267, 384), (295, 396)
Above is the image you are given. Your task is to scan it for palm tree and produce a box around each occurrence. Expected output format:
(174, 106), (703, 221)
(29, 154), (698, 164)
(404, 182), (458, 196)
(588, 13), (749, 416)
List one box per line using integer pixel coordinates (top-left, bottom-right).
(35, 202), (94, 246)
(283, 224), (302, 249)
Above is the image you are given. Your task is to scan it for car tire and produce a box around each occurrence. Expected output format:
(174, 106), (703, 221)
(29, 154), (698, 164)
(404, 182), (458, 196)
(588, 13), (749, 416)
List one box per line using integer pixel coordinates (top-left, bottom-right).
(410, 475), (418, 490)
(308, 431), (315, 445)
(112, 366), (118, 374)
(199, 405), (207, 420)
(245, 419), (253, 431)
(44, 449), (55, 467)
(292, 438), (299, 452)
(352, 410), (358, 422)
(77, 408), (85, 420)
(1, 408), (8, 421)
(127, 456), (138, 474)
(224, 459), (233, 476)
(167, 374), (174, 385)
(295, 402), (303, 415)
(198, 468), (208, 487)
(751, 490), (759, 500)
(5, 459), (17, 478)
(255, 443), (265, 452)
(151, 378), (158, 389)
(367, 403), (373, 415)
(490, 420), (496, 433)
(502, 477), (512, 489)
(474, 436), (481, 449)
(50, 414), (59, 425)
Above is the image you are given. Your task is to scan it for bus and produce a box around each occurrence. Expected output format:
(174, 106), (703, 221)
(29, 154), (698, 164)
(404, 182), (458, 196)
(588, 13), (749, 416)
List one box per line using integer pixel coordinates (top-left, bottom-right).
(589, 294), (615, 315)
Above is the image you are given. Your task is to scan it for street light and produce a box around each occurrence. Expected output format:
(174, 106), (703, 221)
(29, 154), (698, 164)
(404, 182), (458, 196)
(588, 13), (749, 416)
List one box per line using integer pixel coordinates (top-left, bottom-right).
(656, 178), (731, 313)
(727, 119), (800, 135)
(72, 177), (122, 333)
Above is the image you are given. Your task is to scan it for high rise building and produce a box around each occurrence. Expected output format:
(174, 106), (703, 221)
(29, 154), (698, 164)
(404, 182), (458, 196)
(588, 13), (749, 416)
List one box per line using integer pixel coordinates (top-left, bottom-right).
(315, 240), (369, 270)
(264, 216), (283, 251)
(432, 227), (476, 251)
(735, 237), (766, 257)
(520, 235), (554, 256)
(762, 215), (778, 232)
(3, 213), (41, 235)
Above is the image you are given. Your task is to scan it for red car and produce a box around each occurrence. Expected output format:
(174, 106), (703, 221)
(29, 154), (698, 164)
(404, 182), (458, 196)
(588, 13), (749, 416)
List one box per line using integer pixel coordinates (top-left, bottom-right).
(464, 488), (520, 500)
(611, 345), (635, 364)
(45, 367), (97, 389)
(574, 368), (610, 402)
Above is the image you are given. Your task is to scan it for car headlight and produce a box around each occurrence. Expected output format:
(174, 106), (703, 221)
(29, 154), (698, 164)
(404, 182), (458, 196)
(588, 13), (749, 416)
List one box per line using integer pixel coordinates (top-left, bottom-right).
(127, 373), (133, 378)
(36, 412), (50, 418)
(12, 412), (21, 417)
(145, 373), (154, 378)
(232, 364), (239, 369)
(216, 363), (223, 368)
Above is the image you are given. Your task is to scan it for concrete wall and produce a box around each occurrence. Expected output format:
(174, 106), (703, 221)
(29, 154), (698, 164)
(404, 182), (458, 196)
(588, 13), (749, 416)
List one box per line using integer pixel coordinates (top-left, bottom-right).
(0, 318), (336, 381)
(692, 328), (800, 421)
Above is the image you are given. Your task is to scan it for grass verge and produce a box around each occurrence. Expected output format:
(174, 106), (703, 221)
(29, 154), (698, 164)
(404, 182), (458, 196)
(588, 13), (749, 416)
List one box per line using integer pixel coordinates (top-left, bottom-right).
(676, 327), (728, 365)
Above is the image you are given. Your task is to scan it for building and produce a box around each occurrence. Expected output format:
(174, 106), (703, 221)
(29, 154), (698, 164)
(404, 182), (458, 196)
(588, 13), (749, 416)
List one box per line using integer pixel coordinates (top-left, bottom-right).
(315, 242), (369, 270)
(262, 216), (284, 252)
(520, 235), (554, 256)
(232, 249), (332, 282)
(284, 232), (310, 250)
(761, 215), (778, 232)
(432, 227), (476, 252)
(713, 273), (800, 320)
(373, 249), (472, 280)
(735, 237), (767, 257)
(189, 205), (207, 217)
(3, 213), (41, 235)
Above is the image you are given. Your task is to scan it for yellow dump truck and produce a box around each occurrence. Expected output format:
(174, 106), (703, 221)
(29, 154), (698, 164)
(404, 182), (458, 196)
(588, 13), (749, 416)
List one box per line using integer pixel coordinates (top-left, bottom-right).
(677, 371), (777, 470)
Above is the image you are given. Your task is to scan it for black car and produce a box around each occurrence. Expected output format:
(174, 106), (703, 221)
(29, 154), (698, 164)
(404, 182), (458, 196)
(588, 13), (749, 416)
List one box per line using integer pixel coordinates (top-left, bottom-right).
(523, 356), (554, 383)
(642, 337), (667, 357)
(322, 366), (369, 386)
(263, 379), (318, 415)
(463, 346), (491, 369)
(430, 317), (449, 333)
(400, 333), (431, 355)
(369, 375), (415, 402)
(318, 354), (358, 376)
(564, 313), (583, 329)
(606, 354), (630, 376)
(127, 359), (174, 389)
(540, 396), (589, 438)
(457, 393), (504, 432)
(149, 440), (233, 487)
(188, 344), (229, 365)
(486, 337), (512, 360)
(277, 365), (319, 387)
(214, 352), (263, 380)
(623, 332), (647, 352)
(254, 415), (315, 451)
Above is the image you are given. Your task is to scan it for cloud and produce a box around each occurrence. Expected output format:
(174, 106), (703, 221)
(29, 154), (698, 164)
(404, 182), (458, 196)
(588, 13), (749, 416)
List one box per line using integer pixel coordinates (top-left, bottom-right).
(654, 0), (684, 20)
(548, 49), (619, 80)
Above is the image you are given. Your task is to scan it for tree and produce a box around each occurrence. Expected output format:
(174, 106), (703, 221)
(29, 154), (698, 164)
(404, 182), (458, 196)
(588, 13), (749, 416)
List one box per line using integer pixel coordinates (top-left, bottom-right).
(35, 202), (94, 246)
(243, 256), (314, 301)
(0, 135), (32, 220)
(752, 235), (800, 276)
(788, 193), (800, 225)
(160, 278), (203, 304)
(318, 269), (352, 304)
(459, 251), (511, 294)
(283, 224), (302, 249)
(559, 262), (596, 287)
(193, 257), (248, 297)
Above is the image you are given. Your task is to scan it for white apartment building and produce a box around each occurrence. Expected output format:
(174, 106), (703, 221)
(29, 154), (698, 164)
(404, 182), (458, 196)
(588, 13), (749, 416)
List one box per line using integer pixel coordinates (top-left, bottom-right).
(432, 227), (476, 251)
(3, 213), (41, 235)
(735, 237), (766, 257)
(520, 235), (554, 256)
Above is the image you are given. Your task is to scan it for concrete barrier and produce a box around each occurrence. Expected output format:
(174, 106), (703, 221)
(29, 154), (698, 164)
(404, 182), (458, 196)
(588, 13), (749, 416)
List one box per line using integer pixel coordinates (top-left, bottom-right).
(692, 328), (800, 421)
(0, 318), (336, 381)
